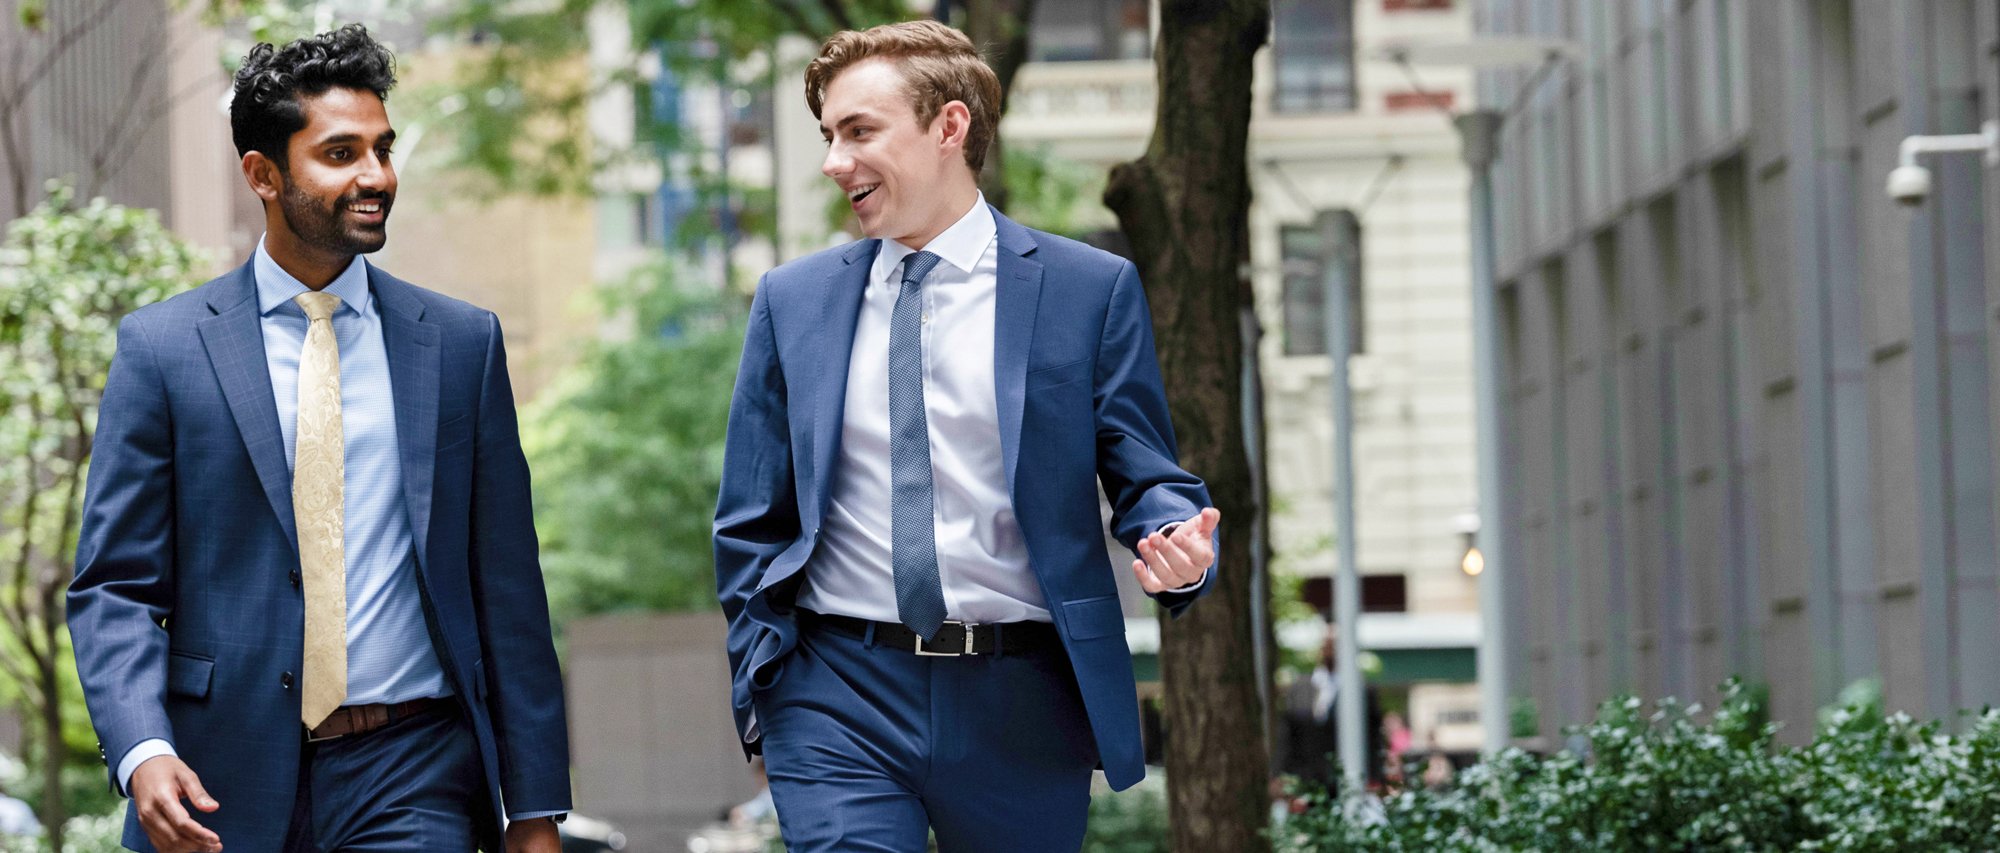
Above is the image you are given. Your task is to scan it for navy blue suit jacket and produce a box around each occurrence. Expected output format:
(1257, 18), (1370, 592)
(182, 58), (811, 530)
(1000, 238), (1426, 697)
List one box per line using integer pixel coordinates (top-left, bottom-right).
(68, 261), (571, 852)
(713, 209), (1213, 790)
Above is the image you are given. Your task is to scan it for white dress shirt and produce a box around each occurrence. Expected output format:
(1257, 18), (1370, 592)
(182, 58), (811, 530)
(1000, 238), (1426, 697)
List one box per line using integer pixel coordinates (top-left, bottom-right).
(798, 196), (1056, 623)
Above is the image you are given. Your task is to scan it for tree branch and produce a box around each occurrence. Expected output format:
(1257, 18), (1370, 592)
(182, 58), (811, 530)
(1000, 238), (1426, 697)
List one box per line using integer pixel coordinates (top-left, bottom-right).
(82, 30), (168, 198)
(89, 59), (212, 198)
(0, 0), (136, 112)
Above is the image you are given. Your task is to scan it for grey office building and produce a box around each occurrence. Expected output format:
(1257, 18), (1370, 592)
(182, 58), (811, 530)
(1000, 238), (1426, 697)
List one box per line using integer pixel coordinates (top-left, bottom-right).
(1475, 0), (2000, 741)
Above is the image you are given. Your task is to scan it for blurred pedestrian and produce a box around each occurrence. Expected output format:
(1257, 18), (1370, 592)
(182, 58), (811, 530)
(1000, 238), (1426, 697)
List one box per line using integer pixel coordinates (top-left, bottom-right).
(68, 24), (568, 853)
(1274, 629), (1384, 791)
(713, 19), (1220, 852)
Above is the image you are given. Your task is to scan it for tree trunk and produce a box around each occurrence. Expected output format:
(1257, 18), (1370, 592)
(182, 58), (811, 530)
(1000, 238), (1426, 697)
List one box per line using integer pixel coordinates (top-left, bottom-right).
(39, 647), (65, 852)
(1103, 1), (1270, 850)
(959, 0), (1037, 211)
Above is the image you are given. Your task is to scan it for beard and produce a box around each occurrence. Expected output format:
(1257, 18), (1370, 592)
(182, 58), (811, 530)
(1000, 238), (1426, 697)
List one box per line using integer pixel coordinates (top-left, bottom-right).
(278, 179), (391, 256)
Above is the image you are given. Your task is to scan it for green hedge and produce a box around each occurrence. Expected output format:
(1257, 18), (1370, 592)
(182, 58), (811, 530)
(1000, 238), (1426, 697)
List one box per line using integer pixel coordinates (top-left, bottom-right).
(1278, 679), (2000, 851)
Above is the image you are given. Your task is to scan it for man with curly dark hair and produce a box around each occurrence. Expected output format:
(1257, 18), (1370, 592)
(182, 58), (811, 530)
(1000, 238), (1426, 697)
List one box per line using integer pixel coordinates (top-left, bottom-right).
(68, 24), (570, 853)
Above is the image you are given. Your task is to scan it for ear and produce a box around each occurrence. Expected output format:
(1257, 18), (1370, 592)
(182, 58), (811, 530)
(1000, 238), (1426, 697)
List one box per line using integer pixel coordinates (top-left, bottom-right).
(241, 151), (283, 204)
(933, 100), (972, 156)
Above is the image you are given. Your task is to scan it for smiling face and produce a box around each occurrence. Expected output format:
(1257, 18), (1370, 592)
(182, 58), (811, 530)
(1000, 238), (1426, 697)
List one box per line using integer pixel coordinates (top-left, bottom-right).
(818, 58), (977, 249)
(245, 86), (397, 282)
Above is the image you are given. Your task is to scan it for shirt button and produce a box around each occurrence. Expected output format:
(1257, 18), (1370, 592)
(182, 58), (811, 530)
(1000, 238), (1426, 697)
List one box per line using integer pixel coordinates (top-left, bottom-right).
(280, 672), (294, 689)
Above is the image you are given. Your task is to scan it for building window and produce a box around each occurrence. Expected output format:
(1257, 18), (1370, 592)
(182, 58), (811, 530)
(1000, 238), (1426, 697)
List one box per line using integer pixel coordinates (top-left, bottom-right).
(1029, 0), (1151, 62)
(1281, 215), (1366, 357)
(1272, 0), (1357, 113)
(1383, 0), (1451, 10)
(1281, 225), (1328, 356)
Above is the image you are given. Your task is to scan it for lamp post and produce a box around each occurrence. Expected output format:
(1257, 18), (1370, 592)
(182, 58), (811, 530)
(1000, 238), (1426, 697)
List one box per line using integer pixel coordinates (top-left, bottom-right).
(1379, 34), (1578, 757)
(1319, 209), (1366, 790)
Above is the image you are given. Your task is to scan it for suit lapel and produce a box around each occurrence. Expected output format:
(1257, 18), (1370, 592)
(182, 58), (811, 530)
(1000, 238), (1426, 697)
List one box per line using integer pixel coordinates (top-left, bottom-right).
(370, 268), (441, 571)
(991, 209), (1042, 498)
(808, 240), (879, 523)
(197, 263), (300, 554)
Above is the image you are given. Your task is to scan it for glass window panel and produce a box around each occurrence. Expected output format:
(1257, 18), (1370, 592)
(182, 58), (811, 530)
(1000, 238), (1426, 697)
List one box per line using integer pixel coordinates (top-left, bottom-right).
(1272, 0), (1356, 112)
(1281, 225), (1329, 357)
(1029, 0), (1152, 62)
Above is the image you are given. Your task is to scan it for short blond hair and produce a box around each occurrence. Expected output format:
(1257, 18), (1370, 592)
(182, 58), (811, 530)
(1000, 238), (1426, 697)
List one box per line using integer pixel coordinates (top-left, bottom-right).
(805, 20), (1003, 173)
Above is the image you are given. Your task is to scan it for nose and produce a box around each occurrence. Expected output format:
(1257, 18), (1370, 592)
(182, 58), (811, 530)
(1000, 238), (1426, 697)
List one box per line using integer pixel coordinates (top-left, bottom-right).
(822, 143), (852, 180)
(357, 151), (394, 192)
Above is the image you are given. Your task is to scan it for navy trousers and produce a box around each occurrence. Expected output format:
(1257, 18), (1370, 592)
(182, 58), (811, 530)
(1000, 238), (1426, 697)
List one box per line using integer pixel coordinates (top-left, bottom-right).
(754, 620), (1100, 852)
(281, 703), (486, 852)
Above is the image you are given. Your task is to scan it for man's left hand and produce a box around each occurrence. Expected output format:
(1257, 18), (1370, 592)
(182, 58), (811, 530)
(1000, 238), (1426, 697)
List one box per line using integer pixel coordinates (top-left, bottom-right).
(1133, 507), (1221, 592)
(504, 817), (561, 853)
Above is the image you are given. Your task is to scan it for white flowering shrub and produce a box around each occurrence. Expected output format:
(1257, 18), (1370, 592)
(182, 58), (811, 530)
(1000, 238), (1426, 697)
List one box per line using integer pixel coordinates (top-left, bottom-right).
(1278, 679), (2000, 851)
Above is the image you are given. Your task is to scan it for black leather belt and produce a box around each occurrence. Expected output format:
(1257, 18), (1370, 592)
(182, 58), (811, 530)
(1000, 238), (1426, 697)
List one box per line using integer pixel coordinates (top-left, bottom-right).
(801, 610), (1061, 656)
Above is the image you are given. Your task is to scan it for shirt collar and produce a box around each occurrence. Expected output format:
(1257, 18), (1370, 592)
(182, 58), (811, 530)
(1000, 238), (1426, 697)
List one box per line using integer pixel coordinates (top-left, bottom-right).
(253, 234), (372, 318)
(872, 193), (996, 285)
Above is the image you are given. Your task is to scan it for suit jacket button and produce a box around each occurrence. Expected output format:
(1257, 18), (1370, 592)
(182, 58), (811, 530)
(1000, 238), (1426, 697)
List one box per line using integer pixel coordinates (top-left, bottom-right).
(280, 672), (294, 689)
(289, 570), (301, 588)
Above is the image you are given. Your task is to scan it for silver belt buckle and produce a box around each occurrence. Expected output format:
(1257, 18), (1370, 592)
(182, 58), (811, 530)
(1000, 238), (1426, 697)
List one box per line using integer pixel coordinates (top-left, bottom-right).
(914, 621), (978, 656)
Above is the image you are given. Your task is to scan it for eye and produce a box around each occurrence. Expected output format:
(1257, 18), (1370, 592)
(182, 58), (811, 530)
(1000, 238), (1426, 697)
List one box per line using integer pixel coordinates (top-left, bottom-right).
(328, 148), (351, 162)
(851, 127), (870, 139)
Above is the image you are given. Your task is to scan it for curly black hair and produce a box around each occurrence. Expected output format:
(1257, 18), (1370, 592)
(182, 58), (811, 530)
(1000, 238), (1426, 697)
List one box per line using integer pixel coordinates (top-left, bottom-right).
(230, 24), (397, 171)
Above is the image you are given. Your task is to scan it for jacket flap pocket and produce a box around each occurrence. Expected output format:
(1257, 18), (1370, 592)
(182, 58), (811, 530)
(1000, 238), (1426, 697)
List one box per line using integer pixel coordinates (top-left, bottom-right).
(1026, 357), (1090, 390)
(1062, 595), (1126, 641)
(166, 653), (213, 699)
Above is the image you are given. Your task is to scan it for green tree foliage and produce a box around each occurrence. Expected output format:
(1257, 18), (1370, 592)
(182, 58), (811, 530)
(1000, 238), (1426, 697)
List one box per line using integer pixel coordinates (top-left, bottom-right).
(520, 263), (743, 624)
(425, 0), (913, 198)
(0, 183), (203, 851)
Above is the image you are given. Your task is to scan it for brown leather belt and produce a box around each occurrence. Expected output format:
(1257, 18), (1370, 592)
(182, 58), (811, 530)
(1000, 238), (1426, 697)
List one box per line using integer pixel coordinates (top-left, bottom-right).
(306, 697), (449, 742)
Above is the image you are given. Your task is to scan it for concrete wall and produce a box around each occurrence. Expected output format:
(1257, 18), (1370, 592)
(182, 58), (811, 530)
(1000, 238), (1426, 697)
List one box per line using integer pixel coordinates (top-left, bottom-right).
(1480, 0), (2000, 741)
(565, 611), (759, 851)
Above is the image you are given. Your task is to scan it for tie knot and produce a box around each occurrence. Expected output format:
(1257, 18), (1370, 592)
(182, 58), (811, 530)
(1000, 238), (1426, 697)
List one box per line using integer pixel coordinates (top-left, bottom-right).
(295, 291), (342, 322)
(900, 251), (943, 288)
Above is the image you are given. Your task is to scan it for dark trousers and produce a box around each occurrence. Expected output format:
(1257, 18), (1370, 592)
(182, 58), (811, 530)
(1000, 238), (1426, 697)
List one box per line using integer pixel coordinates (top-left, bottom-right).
(754, 620), (1100, 852)
(282, 703), (485, 852)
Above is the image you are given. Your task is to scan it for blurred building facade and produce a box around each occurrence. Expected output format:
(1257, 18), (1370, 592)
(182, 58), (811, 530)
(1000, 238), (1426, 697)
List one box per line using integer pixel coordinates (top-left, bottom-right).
(987, 0), (1490, 754)
(0, 2), (598, 400)
(1476, 0), (2000, 741)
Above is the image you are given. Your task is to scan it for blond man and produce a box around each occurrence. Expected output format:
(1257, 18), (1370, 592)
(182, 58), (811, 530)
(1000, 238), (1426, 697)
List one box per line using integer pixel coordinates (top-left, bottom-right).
(713, 20), (1219, 851)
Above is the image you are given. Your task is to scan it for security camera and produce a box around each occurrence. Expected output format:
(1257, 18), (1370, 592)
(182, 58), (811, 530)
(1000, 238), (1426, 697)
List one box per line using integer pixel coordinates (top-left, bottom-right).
(1886, 164), (1932, 206)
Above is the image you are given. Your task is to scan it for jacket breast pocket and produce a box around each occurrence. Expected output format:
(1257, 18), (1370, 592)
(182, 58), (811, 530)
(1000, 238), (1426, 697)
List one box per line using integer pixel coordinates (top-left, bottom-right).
(1061, 595), (1126, 641)
(1027, 357), (1091, 392)
(166, 652), (214, 699)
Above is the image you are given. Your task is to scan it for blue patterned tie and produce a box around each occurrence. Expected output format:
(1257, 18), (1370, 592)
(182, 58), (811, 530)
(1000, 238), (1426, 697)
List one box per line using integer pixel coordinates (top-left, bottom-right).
(890, 251), (948, 639)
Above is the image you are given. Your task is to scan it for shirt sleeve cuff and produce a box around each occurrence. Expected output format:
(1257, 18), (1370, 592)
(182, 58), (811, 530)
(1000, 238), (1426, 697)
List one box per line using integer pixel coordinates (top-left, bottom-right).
(116, 739), (177, 797)
(1163, 567), (1210, 594)
(508, 810), (567, 822)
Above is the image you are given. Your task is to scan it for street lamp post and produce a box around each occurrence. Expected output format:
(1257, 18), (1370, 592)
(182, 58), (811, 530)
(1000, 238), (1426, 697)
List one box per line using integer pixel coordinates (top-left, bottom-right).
(1319, 210), (1366, 790)
(1379, 34), (1578, 757)
(1454, 108), (1512, 756)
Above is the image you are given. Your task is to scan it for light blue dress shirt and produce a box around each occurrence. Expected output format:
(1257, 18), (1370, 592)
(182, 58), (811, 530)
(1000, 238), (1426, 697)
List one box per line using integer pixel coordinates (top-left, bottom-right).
(117, 238), (448, 791)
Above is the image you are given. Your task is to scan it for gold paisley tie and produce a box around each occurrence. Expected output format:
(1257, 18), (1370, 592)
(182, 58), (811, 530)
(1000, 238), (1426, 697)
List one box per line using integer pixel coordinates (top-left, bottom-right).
(294, 291), (347, 728)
